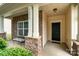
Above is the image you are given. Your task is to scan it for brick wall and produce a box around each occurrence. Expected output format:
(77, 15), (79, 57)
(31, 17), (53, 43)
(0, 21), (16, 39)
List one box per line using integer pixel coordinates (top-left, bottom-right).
(12, 14), (28, 38)
(12, 11), (42, 39)
(12, 11), (43, 55)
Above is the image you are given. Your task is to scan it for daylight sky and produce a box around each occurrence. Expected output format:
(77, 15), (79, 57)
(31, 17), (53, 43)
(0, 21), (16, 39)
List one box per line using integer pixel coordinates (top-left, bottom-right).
(4, 18), (11, 34)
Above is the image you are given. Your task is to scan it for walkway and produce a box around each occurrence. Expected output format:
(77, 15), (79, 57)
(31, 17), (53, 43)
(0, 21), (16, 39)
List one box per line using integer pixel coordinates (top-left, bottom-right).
(8, 40), (25, 48)
(40, 42), (71, 56)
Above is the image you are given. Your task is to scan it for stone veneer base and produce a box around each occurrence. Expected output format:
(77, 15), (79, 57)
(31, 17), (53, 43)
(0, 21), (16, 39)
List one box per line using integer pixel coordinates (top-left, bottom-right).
(25, 36), (42, 56)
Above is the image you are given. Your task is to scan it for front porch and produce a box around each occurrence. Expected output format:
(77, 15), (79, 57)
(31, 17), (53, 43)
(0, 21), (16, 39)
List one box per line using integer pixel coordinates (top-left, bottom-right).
(8, 40), (71, 56)
(39, 42), (71, 56)
(0, 3), (79, 56)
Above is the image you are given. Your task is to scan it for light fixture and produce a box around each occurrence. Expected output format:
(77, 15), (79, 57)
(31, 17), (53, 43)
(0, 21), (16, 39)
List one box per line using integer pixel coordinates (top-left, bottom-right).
(53, 8), (58, 14)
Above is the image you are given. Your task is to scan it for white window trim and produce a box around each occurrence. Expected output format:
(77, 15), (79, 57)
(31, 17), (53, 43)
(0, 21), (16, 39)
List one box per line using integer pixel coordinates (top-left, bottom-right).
(17, 20), (28, 37)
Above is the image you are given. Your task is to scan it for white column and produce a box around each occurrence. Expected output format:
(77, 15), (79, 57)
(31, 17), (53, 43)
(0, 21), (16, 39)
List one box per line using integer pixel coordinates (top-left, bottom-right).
(32, 4), (39, 37)
(28, 6), (33, 37)
(77, 4), (79, 41)
(70, 4), (78, 54)
(0, 16), (4, 33)
(71, 4), (78, 40)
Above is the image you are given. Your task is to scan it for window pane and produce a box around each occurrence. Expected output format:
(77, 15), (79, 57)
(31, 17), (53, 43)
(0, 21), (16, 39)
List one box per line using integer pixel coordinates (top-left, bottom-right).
(24, 29), (28, 36)
(24, 22), (28, 28)
(18, 29), (23, 36)
(18, 22), (23, 28)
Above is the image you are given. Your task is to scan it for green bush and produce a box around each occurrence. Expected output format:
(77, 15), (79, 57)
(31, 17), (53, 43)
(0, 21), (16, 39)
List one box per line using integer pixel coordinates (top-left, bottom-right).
(0, 47), (33, 56)
(0, 37), (7, 49)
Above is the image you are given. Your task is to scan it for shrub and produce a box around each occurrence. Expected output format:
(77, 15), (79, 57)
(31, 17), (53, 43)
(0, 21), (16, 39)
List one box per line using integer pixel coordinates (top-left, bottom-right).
(0, 37), (7, 49)
(0, 47), (33, 56)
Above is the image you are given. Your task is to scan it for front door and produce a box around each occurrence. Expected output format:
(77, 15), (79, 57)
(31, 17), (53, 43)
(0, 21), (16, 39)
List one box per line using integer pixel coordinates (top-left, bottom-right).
(52, 22), (60, 42)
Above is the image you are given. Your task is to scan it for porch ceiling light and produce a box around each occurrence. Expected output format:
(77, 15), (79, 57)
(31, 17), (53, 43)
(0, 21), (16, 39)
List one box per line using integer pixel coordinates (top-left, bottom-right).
(53, 8), (58, 14)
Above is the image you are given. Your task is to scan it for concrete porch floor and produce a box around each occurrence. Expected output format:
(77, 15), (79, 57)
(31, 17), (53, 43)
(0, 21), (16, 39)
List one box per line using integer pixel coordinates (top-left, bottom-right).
(8, 40), (71, 56)
(39, 42), (71, 56)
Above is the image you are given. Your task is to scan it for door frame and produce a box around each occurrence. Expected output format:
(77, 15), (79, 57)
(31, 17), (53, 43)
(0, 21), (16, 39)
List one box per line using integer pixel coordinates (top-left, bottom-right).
(50, 20), (62, 43)
(51, 22), (60, 42)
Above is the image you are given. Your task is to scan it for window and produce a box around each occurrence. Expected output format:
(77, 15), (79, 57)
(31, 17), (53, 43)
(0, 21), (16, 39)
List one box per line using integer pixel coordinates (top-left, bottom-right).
(17, 20), (28, 36)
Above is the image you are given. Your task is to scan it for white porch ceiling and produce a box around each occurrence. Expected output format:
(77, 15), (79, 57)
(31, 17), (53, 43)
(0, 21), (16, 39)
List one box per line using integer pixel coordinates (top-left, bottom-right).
(40, 3), (70, 16)
(0, 3), (28, 17)
(0, 3), (48, 18)
(0, 3), (70, 18)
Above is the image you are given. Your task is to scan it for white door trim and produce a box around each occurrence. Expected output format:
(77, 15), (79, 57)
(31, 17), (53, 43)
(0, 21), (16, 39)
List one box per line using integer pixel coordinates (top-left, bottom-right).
(50, 20), (62, 43)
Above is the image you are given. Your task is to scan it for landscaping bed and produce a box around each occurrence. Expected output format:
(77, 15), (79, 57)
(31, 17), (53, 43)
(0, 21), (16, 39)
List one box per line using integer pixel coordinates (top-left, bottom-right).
(0, 47), (33, 56)
(0, 37), (33, 56)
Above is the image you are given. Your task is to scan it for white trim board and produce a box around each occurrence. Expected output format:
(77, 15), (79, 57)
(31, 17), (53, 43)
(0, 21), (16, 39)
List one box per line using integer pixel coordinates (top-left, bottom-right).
(50, 20), (62, 43)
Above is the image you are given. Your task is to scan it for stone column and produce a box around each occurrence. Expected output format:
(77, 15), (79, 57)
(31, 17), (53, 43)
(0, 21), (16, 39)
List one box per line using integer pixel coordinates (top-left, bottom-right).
(0, 16), (4, 33)
(28, 6), (33, 37)
(32, 4), (39, 37)
(25, 4), (42, 56)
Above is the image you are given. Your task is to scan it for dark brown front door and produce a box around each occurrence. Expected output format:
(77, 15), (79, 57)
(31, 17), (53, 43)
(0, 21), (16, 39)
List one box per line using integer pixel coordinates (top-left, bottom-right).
(52, 22), (60, 41)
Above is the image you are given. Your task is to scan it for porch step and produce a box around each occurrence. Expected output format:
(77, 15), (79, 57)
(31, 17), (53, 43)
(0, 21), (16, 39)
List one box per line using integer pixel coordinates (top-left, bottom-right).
(13, 38), (25, 43)
(52, 40), (60, 44)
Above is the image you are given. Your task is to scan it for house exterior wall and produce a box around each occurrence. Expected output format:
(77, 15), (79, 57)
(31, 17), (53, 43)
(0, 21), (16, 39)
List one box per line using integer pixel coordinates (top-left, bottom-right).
(42, 11), (48, 47)
(11, 5), (73, 51)
(47, 15), (66, 43)
(12, 11), (42, 39)
(12, 14), (28, 38)
(65, 5), (72, 50)
(46, 5), (72, 51)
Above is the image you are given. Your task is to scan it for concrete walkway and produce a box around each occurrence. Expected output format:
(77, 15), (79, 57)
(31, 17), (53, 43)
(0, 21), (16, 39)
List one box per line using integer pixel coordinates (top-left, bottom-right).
(39, 42), (71, 56)
(8, 40), (25, 48)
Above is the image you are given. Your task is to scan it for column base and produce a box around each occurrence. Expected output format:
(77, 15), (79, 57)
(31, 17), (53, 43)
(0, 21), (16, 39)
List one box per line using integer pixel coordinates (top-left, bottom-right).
(25, 36), (42, 56)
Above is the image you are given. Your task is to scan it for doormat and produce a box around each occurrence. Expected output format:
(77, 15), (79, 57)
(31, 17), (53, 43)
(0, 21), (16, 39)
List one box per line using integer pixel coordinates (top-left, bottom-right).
(52, 41), (60, 44)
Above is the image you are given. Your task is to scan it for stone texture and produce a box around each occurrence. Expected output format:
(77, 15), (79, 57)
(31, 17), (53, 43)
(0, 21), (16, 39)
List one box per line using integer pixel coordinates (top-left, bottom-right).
(25, 36), (42, 56)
